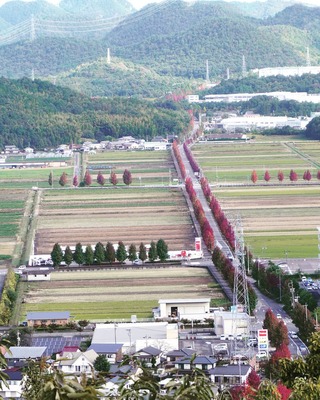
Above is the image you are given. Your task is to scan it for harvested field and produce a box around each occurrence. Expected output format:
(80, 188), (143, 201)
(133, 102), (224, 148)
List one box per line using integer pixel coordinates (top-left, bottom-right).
(35, 187), (195, 254)
(21, 267), (228, 321)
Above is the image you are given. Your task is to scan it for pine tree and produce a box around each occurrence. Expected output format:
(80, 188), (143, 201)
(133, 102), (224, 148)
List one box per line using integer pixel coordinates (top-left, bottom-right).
(116, 241), (127, 263)
(105, 242), (116, 263)
(63, 246), (73, 266)
(110, 171), (118, 186)
(128, 244), (137, 262)
(94, 242), (105, 264)
(48, 172), (53, 187)
(84, 170), (92, 186)
(51, 243), (63, 267)
(97, 171), (105, 186)
(84, 245), (94, 265)
(123, 169), (132, 186)
(139, 243), (147, 263)
(148, 241), (157, 262)
(59, 172), (68, 187)
(156, 239), (169, 262)
(73, 242), (84, 265)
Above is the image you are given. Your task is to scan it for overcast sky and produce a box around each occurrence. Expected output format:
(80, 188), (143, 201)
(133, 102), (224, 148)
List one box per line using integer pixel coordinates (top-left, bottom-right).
(0, 0), (319, 10)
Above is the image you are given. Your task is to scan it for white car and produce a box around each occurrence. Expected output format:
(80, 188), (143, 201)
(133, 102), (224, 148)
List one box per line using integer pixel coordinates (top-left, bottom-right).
(276, 313), (282, 319)
(291, 332), (298, 339)
(18, 265), (26, 270)
(220, 334), (226, 341)
(257, 351), (267, 358)
(133, 259), (142, 265)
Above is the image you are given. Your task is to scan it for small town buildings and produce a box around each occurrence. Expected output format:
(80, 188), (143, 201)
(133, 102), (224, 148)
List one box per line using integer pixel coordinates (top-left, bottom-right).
(4, 145), (19, 154)
(26, 311), (70, 327)
(92, 322), (179, 353)
(88, 343), (123, 364)
(156, 298), (211, 320)
(214, 311), (250, 336)
(165, 348), (195, 363)
(209, 364), (252, 386)
(133, 346), (162, 367)
(0, 368), (23, 399)
(174, 356), (217, 373)
(5, 347), (47, 362)
(56, 350), (97, 375)
(20, 267), (52, 282)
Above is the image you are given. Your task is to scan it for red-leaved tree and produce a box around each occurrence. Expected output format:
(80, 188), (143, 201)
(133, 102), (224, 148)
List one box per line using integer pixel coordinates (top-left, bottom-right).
(317, 170), (320, 180)
(110, 171), (118, 186)
(73, 175), (79, 187)
(97, 171), (105, 186)
(278, 170), (284, 182)
(289, 169), (298, 182)
(59, 172), (68, 187)
(304, 169), (312, 181)
(251, 170), (258, 184)
(277, 384), (291, 400)
(84, 170), (92, 186)
(123, 169), (132, 186)
(264, 170), (271, 182)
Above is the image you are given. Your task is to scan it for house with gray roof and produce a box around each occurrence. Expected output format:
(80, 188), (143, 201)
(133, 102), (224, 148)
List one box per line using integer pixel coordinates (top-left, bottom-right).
(26, 311), (70, 327)
(88, 343), (123, 364)
(174, 356), (217, 373)
(5, 346), (47, 361)
(134, 346), (162, 366)
(209, 364), (252, 386)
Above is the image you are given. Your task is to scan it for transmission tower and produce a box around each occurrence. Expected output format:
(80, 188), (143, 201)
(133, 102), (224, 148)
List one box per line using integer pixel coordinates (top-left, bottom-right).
(232, 216), (251, 339)
(206, 59), (209, 82)
(30, 14), (36, 42)
(242, 55), (247, 78)
(306, 46), (311, 67)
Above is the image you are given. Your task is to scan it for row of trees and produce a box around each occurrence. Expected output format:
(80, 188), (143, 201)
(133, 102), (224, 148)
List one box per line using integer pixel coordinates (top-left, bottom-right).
(172, 140), (186, 179)
(212, 247), (257, 312)
(185, 177), (215, 251)
(50, 240), (169, 267)
(0, 268), (18, 325)
(200, 176), (235, 250)
(251, 169), (320, 183)
(50, 169), (133, 188)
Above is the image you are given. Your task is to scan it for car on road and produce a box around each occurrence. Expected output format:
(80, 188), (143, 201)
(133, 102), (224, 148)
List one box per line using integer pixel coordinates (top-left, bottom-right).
(290, 332), (298, 339)
(276, 313), (282, 319)
(214, 343), (228, 351)
(236, 334), (243, 341)
(257, 351), (267, 358)
(227, 334), (235, 341)
(299, 345), (308, 353)
(133, 259), (142, 265)
(18, 265), (26, 270)
(220, 334), (226, 341)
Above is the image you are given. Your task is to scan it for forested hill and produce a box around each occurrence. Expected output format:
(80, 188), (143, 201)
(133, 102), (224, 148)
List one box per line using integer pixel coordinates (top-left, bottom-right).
(265, 4), (320, 29)
(0, 78), (189, 149)
(201, 73), (320, 95)
(106, 1), (320, 78)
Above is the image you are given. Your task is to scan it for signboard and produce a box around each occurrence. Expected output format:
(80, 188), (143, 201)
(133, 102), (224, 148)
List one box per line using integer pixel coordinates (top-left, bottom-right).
(258, 329), (269, 354)
(195, 237), (202, 252)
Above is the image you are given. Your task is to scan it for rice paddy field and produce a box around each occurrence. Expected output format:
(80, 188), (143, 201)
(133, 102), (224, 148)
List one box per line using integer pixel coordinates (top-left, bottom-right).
(192, 139), (320, 259)
(20, 267), (228, 321)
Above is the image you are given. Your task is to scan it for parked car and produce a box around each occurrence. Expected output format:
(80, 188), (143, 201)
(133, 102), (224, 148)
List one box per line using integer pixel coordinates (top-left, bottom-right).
(257, 351), (267, 358)
(133, 259), (142, 265)
(220, 334), (226, 341)
(227, 334), (235, 341)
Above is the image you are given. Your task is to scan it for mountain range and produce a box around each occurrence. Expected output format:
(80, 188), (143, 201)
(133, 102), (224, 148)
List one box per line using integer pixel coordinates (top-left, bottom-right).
(0, 0), (319, 97)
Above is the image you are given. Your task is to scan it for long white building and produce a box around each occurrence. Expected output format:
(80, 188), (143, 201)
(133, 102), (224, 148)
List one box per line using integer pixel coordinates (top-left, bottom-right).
(251, 66), (320, 78)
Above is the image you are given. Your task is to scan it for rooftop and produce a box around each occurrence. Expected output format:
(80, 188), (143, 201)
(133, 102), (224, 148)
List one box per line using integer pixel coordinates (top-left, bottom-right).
(27, 311), (70, 320)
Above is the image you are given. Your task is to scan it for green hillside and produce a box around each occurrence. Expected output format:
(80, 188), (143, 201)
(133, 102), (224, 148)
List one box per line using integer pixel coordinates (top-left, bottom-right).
(106, 1), (318, 78)
(56, 57), (202, 98)
(0, 78), (189, 148)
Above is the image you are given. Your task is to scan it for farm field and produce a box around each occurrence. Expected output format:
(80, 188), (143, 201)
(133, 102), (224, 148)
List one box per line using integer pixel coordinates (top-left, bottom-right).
(192, 141), (319, 184)
(192, 140), (320, 259)
(0, 190), (28, 261)
(86, 150), (179, 186)
(20, 267), (228, 321)
(35, 186), (195, 254)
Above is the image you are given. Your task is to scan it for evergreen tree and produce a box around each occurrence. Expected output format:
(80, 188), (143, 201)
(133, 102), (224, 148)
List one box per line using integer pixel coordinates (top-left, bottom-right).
(123, 169), (132, 185)
(148, 241), (157, 262)
(63, 245), (73, 266)
(94, 242), (105, 264)
(105, 242), (116, 263)
(128, 244), (137, 262)
(59, 172), (68, 187)
(48, 172), (53, 187)
(93, 355), (110, 373)
(138, 242), (147, 262)
(116, 241), (127, 263)
(51, 243), (63, 267)
(84, 245), (94, 265)
(156, 239), (169, 262)
(73, 242), (84, 265)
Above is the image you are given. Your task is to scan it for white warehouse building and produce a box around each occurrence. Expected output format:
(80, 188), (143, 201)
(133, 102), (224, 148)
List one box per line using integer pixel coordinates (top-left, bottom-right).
(155, 298), (211, 320)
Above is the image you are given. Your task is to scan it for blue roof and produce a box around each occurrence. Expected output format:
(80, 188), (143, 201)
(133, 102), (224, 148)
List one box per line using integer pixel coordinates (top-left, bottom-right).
(88, 343), (123, 354)
(27, 311), (70, 320)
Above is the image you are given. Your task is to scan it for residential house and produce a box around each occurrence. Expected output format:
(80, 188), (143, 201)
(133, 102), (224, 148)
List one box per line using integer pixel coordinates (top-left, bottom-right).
(88, 343), (123, 364)
(0, 368), (23, 399)
(165, 348), (195, 363)
(133, 346), (162, 367)
(5, 347), (47, 362)
(209, 364), (252, 386)
(26, 311), (70, 327)
(56, 350), (97, 375)
(174, 356), (217, 373)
